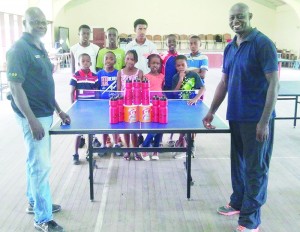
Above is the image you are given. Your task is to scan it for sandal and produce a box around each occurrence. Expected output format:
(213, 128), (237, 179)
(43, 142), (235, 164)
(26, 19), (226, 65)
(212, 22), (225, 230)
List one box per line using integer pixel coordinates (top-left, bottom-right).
(123, 152), (131, 161)
(134, 152), (143, 161)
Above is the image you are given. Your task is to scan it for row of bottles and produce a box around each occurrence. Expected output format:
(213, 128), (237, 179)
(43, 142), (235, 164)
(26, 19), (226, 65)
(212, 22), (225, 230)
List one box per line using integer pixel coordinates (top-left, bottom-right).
(125, 79), (150, 105)
(109, 95), (168, 124)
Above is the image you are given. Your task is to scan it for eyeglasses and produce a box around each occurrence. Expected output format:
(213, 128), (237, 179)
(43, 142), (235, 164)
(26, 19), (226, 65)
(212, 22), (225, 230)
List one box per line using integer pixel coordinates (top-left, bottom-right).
(229, 14), (247, 21)
(29, 20), (49, 27)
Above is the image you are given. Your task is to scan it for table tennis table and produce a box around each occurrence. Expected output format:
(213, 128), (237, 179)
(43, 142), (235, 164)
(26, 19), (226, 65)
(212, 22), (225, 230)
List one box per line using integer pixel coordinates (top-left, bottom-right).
(50, 99), (230, 201)
(277, 81), (300, 127)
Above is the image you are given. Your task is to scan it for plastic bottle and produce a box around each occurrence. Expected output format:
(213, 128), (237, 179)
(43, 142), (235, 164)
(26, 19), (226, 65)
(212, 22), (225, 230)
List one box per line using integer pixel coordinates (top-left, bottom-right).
(151, 95), (159, 123)
(124, 79), (133, 105)
(142, 79), (150, 105)
(118, 95), (124, 122)
(133, 79), (142, 105)
(158, 96), (168, 124)
(109, 97), (119, 124)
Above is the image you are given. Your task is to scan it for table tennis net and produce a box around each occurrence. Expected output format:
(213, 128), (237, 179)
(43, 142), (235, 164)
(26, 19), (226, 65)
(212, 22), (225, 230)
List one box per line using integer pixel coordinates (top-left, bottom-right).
(76, 90), (199, 100)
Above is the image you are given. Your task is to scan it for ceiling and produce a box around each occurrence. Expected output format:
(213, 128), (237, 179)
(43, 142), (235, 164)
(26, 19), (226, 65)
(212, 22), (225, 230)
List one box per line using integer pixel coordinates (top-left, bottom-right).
(251, 0), (287, 9)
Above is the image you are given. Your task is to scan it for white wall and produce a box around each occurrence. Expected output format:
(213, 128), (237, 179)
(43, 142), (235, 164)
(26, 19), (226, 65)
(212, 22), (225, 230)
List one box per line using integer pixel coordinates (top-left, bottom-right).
(0, 0), (53, 20)
(0, 0), (28, 15)
(275, 4), (300, 56)
(53, 0), (277, 46)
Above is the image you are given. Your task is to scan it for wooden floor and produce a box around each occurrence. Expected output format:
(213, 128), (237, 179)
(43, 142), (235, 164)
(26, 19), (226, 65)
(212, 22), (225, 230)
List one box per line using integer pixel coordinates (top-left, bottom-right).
(0, 68), (300, 232)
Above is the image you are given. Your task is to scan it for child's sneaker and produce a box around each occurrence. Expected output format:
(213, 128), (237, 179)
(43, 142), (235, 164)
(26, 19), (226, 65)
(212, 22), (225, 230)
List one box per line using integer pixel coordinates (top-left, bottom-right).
(113, 143), (123, 156)
(79, 136), (85, 148)
(97, 146), (108, 157)
(140, 152), (150, 161)
(167, 139), (176, 147)
(217, 204), (240, 216)
(234, 225), (259, 232)
(92, 137), (101, 148)
(73, 154), (80, 165)
(152, 152), (159, 160)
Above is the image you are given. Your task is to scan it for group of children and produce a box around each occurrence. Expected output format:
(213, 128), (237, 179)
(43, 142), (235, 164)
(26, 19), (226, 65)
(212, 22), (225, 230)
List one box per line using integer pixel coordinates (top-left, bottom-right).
(69, 20), (208, 164)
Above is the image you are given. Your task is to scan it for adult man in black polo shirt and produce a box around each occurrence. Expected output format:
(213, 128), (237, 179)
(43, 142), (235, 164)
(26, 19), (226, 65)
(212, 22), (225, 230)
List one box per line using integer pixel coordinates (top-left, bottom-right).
(7, 7), (70, 232)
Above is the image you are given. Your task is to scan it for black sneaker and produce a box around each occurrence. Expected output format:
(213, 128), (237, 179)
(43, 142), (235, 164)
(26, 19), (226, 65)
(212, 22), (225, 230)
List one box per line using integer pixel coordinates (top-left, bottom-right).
(34, 220), (64, 232)
(73, 154), (80, 165)
(92, 137), (101, 148)
(79, 136), (85, 148)
(26, 204), (61, 214)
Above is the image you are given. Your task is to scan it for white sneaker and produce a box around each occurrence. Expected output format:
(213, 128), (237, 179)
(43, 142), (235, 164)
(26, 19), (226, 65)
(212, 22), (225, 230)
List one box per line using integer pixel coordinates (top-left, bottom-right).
(173, 153), (186, 159)
(152, 152), (159, 160)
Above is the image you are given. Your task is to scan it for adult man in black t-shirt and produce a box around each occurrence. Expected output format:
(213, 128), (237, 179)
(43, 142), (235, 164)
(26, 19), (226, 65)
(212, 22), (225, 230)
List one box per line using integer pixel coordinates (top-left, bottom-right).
(7, 7), (70, 232)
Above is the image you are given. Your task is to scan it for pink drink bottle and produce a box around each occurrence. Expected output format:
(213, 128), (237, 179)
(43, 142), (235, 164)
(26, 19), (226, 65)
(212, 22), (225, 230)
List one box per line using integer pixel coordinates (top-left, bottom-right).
(118, 95), (124, 122)
(152, 95), (159, 122)
(142, 79), (150, 105)
(124, 79), (133, 105)
(133, 79), (142, 105)
(109, 97), (119, 124)
(158, 96), (168, 124)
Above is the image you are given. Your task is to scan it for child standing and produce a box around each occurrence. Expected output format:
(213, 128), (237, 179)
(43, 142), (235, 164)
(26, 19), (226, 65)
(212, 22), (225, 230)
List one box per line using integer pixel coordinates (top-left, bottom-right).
(117, 50), (143, 161)
(140, 54), (164, 161)
(172, 55), (206, 159)
(161, 34), (178, 91)
(97, 51), (123, 156)
(70, 53), (99, 165)
(96, 27), (125, 71)
(186, 35), (208, 101)
(161, 34), (179, 146)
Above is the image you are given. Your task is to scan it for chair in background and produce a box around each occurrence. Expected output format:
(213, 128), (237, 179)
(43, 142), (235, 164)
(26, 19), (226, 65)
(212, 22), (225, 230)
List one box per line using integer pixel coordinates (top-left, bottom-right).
(153, 35), (163, 50)
(214, 34), (223, 50)
(119, 33), (128, 49)
(205, 34), (215, 49)
(223, 33), (232, 47)
(198, 34), (206, 49)
(146, 35), (153, 41)
(179, 34), (189, 50)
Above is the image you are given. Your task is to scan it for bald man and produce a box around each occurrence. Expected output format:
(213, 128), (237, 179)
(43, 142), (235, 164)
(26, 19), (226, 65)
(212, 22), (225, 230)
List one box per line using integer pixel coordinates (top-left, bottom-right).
(203, 3), (279, 232)
(7, 7), (69, 232)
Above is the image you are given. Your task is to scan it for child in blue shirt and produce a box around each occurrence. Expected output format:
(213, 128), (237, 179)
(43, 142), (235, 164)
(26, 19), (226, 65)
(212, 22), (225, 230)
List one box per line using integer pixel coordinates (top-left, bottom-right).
(70, 53), (99, 165)
(97, 51), (123, 155)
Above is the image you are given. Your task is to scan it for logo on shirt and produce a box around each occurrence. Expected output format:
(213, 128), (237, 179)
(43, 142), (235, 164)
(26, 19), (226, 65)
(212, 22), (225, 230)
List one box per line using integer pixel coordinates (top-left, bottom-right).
(8, 72), (18, 77)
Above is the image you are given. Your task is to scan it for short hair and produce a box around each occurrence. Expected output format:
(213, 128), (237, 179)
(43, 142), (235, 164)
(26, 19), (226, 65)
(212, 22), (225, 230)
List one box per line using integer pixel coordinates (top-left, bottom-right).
(25, 7), (43, 19)
(104, 51), (116, 60)
(134, 19), (148, 29)
(190, 35), (201, 41)
(167, 34), (177, 40)
(126, 50), (138, 62)
(147, 54), (162, 64)
(78, 53), (91, 60)
(175, 55), (187, 62)
(106, 27), (118, 34)
(78, 24), (90, 32)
